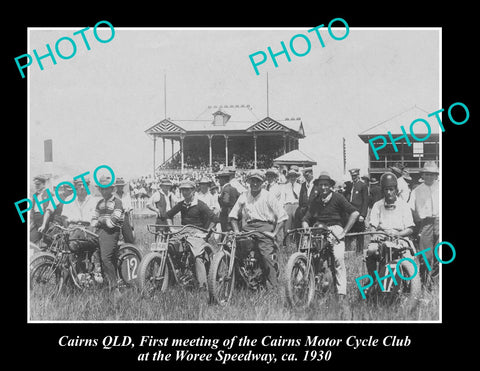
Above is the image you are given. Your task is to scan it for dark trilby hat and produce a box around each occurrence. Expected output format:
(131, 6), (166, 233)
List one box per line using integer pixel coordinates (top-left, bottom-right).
(315, 171), (335, 186)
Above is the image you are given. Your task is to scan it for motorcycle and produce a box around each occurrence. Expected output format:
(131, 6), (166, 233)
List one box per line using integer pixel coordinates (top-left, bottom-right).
(30, 224), (142, 298)
(137, 224), (215, 297)
(284, 224), (339, 308)
(350, 231), (421, 304)
(207, 230), (279, 306)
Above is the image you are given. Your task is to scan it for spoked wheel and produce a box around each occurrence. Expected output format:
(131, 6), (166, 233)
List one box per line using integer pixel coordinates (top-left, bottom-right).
(117, 244), (142, 290)
(208, 250), (235, 306)
(396, 259), (422, 308)
(285, 252), (315, 308)
(137, 252), (169, 298)
(30, 253), (64, 298)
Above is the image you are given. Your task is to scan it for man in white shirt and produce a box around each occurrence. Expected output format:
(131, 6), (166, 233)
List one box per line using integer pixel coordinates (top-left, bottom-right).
(196, 177), (221, 216)
(409, 161), (440, 285)
(281, 168), (302, 234)
(265, 168), (282, 202)
(365, 172), (415, 279)
(229, 170), (288, 288)
(147, 178), (173, 233)
(61, 178), (99, 226)
(114, 177), (135, 243)
(390, 164), (411, 203)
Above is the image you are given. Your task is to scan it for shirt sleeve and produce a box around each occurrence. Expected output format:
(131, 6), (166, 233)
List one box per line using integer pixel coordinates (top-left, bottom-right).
(228, 193), (245, 220)
(268, 192), (288, 224)
(401, 201), (415, 229)
(338, 193), (358, 216)
(108, 198), (124, 229)
(166, 202), (182, 220)
(369, 200), (381, 229)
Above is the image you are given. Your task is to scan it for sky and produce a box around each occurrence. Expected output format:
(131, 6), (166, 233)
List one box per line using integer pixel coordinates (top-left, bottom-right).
(28, 26), (440, 183)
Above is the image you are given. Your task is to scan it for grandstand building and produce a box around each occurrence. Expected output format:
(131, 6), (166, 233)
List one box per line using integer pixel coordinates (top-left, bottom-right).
(145, 105), (306, 174)
(358, 105), (440, 182)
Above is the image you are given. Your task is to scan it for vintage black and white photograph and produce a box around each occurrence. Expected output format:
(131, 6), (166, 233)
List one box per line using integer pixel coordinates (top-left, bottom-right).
(26, 26), (441, 322)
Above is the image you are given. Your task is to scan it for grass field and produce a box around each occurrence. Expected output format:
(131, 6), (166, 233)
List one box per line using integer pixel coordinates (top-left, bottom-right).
(29, 215), (439, 322)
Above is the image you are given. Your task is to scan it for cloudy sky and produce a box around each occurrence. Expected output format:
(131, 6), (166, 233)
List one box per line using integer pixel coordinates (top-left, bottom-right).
(29, 26), (440, 182)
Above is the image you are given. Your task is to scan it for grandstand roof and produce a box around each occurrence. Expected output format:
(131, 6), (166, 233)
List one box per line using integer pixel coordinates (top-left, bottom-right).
(145, 105), (305, 138)
(358, 105), (440, 142)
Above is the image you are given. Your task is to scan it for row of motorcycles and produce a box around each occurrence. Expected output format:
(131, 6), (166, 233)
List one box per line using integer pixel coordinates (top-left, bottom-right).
(30, 221), (424, 308)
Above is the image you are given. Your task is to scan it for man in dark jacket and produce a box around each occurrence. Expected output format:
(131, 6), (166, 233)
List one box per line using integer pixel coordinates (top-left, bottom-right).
(217, 169), (240, 232)
(294, 167), (317, 228)
(347, 168), (369, 253)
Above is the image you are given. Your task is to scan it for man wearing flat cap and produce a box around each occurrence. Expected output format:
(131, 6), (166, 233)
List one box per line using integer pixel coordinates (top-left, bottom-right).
(302, 172), (359, 299)
(409, 161), (440, 286)
(165, 180), (217, 289)
(229, 170), (288, 288)
(30, 174), (55, 244)
(216, 168), (240, 232)
(91, 175), (125, 297)
(347, 168), (369, 253)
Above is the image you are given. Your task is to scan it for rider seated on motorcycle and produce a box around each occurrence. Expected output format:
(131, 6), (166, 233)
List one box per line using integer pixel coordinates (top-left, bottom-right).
(365, 172), (415, 279)
(165, 179), (217, 289)
(228, 169), (288, 289)
(301, 172), (359, 300)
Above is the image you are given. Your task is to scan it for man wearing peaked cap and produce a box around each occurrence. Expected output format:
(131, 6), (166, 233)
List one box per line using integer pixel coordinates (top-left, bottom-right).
(408, 161), (439, 287)
(30, 174), (55, 243)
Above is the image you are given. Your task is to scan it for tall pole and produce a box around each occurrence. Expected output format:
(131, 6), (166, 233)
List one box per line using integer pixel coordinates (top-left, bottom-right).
(266, 72), (269, 117)
(164, 73), (167, 120)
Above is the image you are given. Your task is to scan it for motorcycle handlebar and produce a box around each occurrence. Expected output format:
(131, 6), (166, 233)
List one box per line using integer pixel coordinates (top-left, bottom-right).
(146, 224), (210, 236)
(284, 227), (340, 243)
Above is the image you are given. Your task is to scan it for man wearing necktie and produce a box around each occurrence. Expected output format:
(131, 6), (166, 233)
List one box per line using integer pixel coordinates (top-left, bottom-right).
(347, 168), (369, 253)
(282, 167), (301, 236)
(294, 167), (317, 228)
(409, 161), (440, 287)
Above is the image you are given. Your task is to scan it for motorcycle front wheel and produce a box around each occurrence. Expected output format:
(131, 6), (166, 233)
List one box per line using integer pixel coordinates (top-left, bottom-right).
(285, 252), (315, 308)
(30, 252), (64, 298)
(208, 250), (235, 306)
(137, 252), (170, 298)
